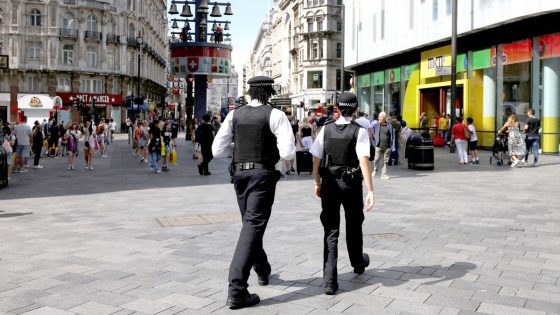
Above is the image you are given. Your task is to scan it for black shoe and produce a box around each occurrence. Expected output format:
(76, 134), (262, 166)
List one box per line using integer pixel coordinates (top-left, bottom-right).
(325, 282), (338, 295)
(197, 164), (203, 175)
(203, 172), (211, 176)
(257, 270), (271, 286)
(354, 253), (370, 274)
(290, 167), (295, 173)
(226, 293), (260, 310)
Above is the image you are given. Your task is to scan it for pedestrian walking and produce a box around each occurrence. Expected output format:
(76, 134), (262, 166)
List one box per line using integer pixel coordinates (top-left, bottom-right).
(450, 117), (469, 165)
(31, 121), (44, 169)
(161, 122), (172, 172)
(309, 92), (374, 295)
(284, 115), (298, 175)
(195, 114), (214, 176)
(66, 123), (81, 170)
(2, 126), (15, 179)
(13, 116), (32, 173)
(97, 119), (108, 157)
(212, 76), (295, 310)
(419, 112), (428, 131)
(372, 112), (396, 179)
(439, 112), (450, 144)
(523, 108), (540, 166)
(466, 117), (479, 164)
(298, 117), (314, 149)
(83, 121), (95, 170)
(148, 119), (162, 173)
(499, 114), (526, 167)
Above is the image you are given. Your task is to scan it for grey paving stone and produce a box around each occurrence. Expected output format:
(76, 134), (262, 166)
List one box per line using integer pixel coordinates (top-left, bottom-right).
(424, 294), (480, 311)
(119, 299), (172, 315)
(476, 302), (546, 315)
(20, 306), (75, 315)
(385, 299), (443, 315)
(67, 302), (121, 315)
(523, 299), (560, 314)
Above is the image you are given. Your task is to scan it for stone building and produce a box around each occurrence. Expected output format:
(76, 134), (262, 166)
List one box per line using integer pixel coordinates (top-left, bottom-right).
(0, 0), (167, 127)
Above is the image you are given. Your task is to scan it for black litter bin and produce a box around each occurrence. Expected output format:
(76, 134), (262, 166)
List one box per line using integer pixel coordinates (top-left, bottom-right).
(0, 146), (8, 188)
(406, 132), (434, 170)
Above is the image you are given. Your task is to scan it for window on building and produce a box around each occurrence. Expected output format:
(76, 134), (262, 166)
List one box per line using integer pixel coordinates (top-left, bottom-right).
(446, 0), (452, 15)
(107, 49), (115, 70)
(28, 42), (42, 59)
(62, 44), (74, 65)
(307, 0), (312, 7)
(108, 18), (116, 35)
(337, 0), (342, 4)
(127, 0), (135, 11)
(87, 14), (98, 32)
(111, 80), (120, 94)
(128, 51), (135, 75)
(336, 69), (342, 91)
(308, 71), (323, 89)
(372, 14), (377, 42)
(433, 0), (438, 20)
(409, 0), (414, 29)
(28, 76), (41, 92)
(86, 46), (97, 67)
(337, 21), (342, 32)
(312, 42), (319, 59)
(30, 9), (41, 26)
(317, 18), (323, 31)
(337, 42), (342, 58)
(307, 18), (314, 32)
(79, 79), (104, 93)
(381, 0), (385, 40)
(63, 12), (75, 29)
(92, 79), (103, 93)
(313, 0), (319, 6)
(57, 77), (71, 92)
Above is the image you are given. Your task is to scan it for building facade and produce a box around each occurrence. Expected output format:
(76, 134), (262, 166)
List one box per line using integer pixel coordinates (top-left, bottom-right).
(246, 0), (344, 116)
(0, 0), (168, 127)
(207, 66), (238, 114)
(345, 0), (560, 154)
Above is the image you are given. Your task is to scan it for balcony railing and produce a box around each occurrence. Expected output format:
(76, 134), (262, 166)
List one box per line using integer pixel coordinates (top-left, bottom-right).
(63, 0), (77, 4)
(127, 37), (138, 47)
(84, 30), (102, 41)
(59, 28), (79, 39)
(106, 34), (120, 44)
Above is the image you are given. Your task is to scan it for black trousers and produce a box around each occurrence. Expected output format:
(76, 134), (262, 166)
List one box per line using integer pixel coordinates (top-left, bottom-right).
(320, 175), (365, 284)
(32, 147), (41, 166)
(200, 144), (213, 174)
(228, 168), (279, 298)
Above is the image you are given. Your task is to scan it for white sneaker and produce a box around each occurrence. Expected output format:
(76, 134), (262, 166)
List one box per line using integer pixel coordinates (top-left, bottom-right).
(102, 155), (107, 158)
(533, 161), (539, 167)
(67, 166), (72, 170)
(511, 160), (520, 168)
(33, 165), (44, 169)
(381, 175), (390, 180)
(371, 172), (377, 177)
(89, 166), (94, 170)
(20, 169), (28, 173)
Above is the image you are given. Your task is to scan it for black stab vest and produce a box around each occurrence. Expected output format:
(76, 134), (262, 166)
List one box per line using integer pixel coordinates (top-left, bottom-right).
(232, 105), (280, 166)
(322, 121), (361, 168)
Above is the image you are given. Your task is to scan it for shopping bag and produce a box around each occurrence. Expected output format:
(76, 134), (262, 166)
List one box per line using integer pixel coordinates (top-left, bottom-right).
(170, 149), (177, 164)
(161, 143), (166, 156)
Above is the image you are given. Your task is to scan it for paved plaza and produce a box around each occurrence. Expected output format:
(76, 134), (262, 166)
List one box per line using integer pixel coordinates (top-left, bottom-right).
(1, 134), (559, 315)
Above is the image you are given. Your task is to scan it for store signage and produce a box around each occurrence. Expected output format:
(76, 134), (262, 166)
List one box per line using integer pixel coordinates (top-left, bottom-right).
(435, 66), (452, 75)
(359, 74), (371, 88)
(421, 46), (468, 78)
(539, 33), (560, 59)
(490, 39), (532, 66)
(372, 71), (384, 86)
(386, 68), (401, 83)
(56, 93), (123, 105)
(403, 63), (418, 81)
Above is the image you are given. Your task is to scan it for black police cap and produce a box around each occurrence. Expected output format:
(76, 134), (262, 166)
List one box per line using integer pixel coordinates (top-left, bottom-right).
(247, 76), (274, 87)
(337, 92), (358, 109)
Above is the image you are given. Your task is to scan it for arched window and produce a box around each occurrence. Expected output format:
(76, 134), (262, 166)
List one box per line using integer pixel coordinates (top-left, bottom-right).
(87, 14), (98, 32)
(108, 17), (116, 34)
(128, 23), (135, 38)
(30, 9), (41, 26)
(62, 12), (75, 29)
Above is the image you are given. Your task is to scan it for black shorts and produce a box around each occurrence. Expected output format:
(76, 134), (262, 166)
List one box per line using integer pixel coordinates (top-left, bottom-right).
(468, 140), (478, 151)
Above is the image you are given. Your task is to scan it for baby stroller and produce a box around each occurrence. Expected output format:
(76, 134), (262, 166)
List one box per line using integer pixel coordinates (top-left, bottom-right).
(490, 133), (509, 166)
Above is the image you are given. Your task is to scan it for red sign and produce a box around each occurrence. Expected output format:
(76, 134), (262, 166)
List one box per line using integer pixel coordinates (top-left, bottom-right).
(491, 39), (532, 66)
(539, 33), (560, 59)
(56, 93), (123, 105)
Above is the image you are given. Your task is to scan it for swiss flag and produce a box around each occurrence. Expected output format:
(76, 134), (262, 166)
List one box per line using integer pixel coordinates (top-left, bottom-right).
(188, 57), (199, 73)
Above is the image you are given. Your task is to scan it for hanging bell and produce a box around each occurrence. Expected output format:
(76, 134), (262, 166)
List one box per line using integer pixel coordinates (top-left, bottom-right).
(180, 4), (193, 17)
(168, 2), (179, 15)
(210, 35), (215, 42)
(212, 23), (217, 32)
(224, 22), (230, 30)
(199, 15), (207, 25)
(171, 20), (178, 29)
(210, 4), (222, 17)
(171, 33), (176, 40)
(185, 22), (191, 31)
(198, 0), (209, 11)
(224, 3), (233, 15)
(187, 34), (192, 41)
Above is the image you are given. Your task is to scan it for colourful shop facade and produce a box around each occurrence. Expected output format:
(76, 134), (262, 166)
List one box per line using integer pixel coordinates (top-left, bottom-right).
(355, 33), (560, 154)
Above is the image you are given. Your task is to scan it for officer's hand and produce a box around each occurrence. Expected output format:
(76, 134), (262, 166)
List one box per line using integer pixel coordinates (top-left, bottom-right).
(314, 185), (321, 199)
(364, 192), (375, 212)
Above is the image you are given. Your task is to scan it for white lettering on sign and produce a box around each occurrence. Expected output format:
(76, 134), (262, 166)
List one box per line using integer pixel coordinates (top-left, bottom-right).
(427, 56), (446, 69)
(75, 95), (110, 103)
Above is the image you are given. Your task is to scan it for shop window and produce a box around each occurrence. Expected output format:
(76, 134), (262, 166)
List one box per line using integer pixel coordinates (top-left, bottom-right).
(30, 9), (41, 26)
(308, 71), (323, 89)
(62, 44), (74, 65)
(357, 74), (372, 116)
(28, 42), (42, 60)
(538, 33), (560, 154)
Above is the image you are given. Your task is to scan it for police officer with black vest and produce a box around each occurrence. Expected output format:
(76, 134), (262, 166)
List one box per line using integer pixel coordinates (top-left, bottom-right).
(309, 92), (375, 295)
(212, 76), (296, 309)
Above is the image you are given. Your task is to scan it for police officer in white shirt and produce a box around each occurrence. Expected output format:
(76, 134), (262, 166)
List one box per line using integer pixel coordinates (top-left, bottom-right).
(310, 92), (375, 295)
(212, 76), (296, 310)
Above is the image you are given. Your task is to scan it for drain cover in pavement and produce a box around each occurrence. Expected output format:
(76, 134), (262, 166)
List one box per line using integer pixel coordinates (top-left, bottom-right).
(369, 233), (402, 239)
(156, 212), (240, 227)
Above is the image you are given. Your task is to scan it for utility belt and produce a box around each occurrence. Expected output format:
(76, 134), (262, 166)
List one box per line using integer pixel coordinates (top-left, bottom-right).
(320, 165), (362, 183)
(232, 162), (275, 172)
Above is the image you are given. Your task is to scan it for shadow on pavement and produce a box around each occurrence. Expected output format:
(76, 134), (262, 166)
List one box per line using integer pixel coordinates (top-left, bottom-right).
(0, 212), (34, 218)
(263, 262), (477, 305)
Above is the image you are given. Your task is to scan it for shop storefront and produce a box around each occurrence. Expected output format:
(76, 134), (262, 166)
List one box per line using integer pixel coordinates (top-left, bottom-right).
(16, 95), (55, 127)
(356, 32), (560, 154)
(56, 92), (124, 125)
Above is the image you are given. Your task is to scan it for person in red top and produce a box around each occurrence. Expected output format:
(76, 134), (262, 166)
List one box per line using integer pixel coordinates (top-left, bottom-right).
(450, 117), (469, 164)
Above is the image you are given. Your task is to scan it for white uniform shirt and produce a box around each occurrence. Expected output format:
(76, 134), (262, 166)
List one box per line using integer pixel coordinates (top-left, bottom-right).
(212, 100), (296, 160)
(355, 117), (371, 130)
(310, 116), (370, 160)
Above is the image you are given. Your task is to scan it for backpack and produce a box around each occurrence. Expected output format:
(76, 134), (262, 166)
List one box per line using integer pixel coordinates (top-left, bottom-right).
(96, 125), (104, 135)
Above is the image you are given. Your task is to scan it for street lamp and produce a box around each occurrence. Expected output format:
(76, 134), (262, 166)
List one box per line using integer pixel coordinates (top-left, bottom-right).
(136, 34), (143, 120)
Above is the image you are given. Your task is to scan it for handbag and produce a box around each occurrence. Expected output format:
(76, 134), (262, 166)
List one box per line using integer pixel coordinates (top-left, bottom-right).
(170, 149), (177, 164)
(2, 137), (12, 154)
(449, 142), (456, 153)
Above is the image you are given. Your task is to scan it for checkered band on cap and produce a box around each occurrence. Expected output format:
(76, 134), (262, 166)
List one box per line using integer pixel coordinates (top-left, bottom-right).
(248, 76), (274, 87)
(337, 92), (358, 108)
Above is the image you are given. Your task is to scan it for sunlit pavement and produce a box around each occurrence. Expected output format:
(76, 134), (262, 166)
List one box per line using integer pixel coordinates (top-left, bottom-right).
(1, 134), (559, 314)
